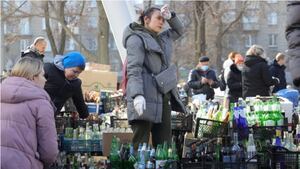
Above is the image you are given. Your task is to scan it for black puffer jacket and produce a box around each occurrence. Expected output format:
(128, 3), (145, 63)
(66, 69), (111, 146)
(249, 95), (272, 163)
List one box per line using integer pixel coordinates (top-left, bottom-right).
(44, 58), (88, 118)
(269, 59), (287, 93)
(227, 64), (242, 103)
(242, 55), (279, 98)
(21, 47), (44, 62)
(286, 2), (300, 88)
(187, 68), (219, 100)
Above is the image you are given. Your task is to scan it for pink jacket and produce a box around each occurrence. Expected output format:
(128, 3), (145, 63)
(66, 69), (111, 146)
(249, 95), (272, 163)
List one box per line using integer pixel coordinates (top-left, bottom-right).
(1, 77), (59, 169)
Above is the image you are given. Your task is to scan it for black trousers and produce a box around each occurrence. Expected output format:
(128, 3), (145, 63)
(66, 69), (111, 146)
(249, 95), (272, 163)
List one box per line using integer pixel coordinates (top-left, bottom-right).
(131, 93), (171, 150)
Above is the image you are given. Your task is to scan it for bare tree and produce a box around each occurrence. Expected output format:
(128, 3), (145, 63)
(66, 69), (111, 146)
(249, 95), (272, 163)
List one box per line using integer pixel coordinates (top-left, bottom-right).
(205, 1), (249, 73)
(2, 1), (111, 63)
(194, 1), (206, 63)
(97, 1), (109, 64)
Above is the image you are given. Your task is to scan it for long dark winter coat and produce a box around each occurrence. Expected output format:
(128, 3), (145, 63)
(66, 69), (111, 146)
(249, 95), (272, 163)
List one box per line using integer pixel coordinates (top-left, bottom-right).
(242, 55), (279, 98)
(227, 64), (243, 103)
(269, 59), (287, 93)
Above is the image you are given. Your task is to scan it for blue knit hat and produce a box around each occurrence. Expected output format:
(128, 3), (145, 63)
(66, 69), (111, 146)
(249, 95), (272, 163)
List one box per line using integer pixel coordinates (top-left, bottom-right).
(63, 51), (86, 70)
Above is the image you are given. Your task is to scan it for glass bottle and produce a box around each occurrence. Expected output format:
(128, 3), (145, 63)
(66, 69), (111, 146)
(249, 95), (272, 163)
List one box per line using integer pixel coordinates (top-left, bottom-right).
(247, 134), (256, 161)
(215, 137), (222, 162)
(231, 132), (241, 162)
(155, 144), (165, 169)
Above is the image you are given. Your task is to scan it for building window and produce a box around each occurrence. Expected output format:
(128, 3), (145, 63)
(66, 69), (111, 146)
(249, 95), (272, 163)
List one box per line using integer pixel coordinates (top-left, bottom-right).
(269, 34), (277, 47)
(267, 12), (277, 25)
(245, 34), (255, 47)
(42, 18), (46, 30)
(109, 36), (117, 50)
(88, 17), (97, 28)
(67, 38), (76, 51)
(222, 11), (236, 23)
(154, 0), (164, 5)
(45, 40), (51, 52)
(242, 14), (259, 30)
(248, 1), (260, 9)
(20, 18), (30, 35)
(267, 0), (278, 3)
(223, 0), (236, 9)
(87, 38), (97, 51)
(3, 22), (7, 34)
(89, 0), (97, 7)
(20, 39), (30, 51)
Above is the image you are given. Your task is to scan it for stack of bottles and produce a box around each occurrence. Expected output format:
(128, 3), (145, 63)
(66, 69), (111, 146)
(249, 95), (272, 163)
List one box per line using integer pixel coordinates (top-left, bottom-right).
(184, 127), (300, 165)
(196, 100), (229, 122)
(184, 132), (251, 164)
(108, 136), (179, 169)
(63, 121), (102, 152)
(230, 96), (285, 128)
(53, 152), (108, 169)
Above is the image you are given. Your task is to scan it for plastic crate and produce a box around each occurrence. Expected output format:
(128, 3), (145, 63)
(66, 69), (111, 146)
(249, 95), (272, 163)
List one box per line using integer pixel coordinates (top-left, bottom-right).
(110, 116), (129, 128)
(55, 116), (67, 134)
(62, 138), (102, 153)
(251, 126), (288, 141)
(266, 146), (300, 169)
(172, 114), (193, 132)
(194, 118), (228, 138)
(180, 158), (260, 169)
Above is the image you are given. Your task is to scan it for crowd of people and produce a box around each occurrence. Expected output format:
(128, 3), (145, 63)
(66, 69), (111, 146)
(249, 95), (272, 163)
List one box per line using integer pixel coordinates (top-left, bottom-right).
(1, 2), (300, 169)
(1, 38), (88, 168)
(186, 44), (299, 109)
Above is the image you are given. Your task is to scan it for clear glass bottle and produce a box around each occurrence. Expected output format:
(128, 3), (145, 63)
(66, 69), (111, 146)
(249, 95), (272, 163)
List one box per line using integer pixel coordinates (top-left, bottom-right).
(231, 132), (241, 162)
(247, 134), (256, 161)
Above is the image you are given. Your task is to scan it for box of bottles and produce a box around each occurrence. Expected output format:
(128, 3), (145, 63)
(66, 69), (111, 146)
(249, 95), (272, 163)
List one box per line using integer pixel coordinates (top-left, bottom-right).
(103, 131), (133, 156)
(62, 138), (102, 152)
(171, 113), (193, 132)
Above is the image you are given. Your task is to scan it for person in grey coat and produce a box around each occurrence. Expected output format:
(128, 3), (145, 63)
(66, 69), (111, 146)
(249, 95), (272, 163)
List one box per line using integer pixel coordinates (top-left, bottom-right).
(286, 2), (300, 90)
(123, 4), (186, 149)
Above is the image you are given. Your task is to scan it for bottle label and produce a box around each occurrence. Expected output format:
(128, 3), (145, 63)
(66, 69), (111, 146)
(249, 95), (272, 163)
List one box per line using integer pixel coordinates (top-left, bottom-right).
(264, 120), (275, 126)
(277, 119), (284, 126)
(155, 160), (166, 169)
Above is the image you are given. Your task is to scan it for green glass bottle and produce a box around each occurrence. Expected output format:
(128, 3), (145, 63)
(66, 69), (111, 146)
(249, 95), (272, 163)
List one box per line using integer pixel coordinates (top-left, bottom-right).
(215, 137), (222, 162)
(155, 144), (165, 169)
(109, 136), (121, 169)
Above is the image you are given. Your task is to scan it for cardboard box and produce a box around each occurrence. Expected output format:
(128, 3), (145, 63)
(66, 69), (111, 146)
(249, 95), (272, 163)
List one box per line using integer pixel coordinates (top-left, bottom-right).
(102, 132), (133, 156)
(86, 62), (111, 71)
(79, 70), (117, 93)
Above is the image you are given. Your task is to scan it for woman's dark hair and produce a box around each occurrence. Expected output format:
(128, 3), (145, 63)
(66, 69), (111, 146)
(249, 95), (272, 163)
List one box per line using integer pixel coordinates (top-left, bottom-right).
(139, 7), (160, 26)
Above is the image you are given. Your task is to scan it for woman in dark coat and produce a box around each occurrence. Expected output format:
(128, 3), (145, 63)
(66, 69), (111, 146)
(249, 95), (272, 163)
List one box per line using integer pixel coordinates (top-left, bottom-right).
(242, 45), (279, 98)
(44, 51), (89, 119)
(227, 55), (244, 103)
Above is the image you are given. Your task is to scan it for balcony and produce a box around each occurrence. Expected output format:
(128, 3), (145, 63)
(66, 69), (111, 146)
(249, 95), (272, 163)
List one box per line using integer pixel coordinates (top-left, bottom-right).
(243, 23), (259, 31)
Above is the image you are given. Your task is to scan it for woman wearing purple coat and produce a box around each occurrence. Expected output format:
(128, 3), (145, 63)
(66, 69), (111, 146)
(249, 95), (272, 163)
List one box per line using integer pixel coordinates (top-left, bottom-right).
(1, 57), (58, 169)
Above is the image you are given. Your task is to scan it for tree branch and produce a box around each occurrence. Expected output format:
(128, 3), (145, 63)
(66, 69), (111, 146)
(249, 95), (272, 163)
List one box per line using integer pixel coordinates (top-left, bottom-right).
(219, 1), (248, 38)
(45, 1), (58, 55)
(1, 1), (27, 21)
(58, 1), (66, 54)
